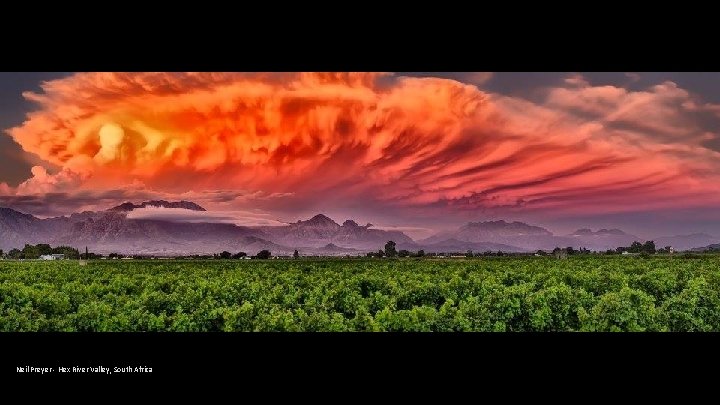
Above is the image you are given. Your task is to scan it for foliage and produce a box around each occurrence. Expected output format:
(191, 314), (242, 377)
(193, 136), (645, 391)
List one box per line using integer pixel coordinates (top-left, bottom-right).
(52, 246), (80, 259)
(2, 256), (720, 331)
(616, 240), (657, 254)
(384, 241), (397, 257)
(256, 250), (272, 260)
(21, 244), (40, 259)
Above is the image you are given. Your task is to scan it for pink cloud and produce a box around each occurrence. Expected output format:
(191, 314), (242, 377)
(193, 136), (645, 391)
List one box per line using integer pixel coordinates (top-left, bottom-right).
(3, 72), (720, 225)
(125, 206), (286, 227)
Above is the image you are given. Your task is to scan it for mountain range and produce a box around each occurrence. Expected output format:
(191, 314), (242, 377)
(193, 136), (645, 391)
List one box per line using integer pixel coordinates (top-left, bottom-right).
(420, 221), (642, 252)
(0, 201), (717, 255)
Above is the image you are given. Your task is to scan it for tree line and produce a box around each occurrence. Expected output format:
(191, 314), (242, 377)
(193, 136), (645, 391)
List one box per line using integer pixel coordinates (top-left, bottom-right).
(0, 239), (680, 261)
(365, 239), (678, 259)
(0, 245), (280, 260)
(0, 244), (94, 260)
(214, 250), (274, 260)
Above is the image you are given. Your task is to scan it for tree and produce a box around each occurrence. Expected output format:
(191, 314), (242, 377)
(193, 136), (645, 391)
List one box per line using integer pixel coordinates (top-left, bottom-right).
(293, 250), (300, 259)
(36, 244), (52, 255)
(398, 249), (410, 257)
(565, 247), (576, 256)
(21, 244), (40, 259)
(52, 246), (80, 259)
(384, 241), (397, 257)
(232, 252), (247, 259)
(256, 250), (272, 259)
(536, 250), (547, 256)
(8, 248), (21, 259)
(629, 241), (643, 253)
(466, 250), (474, 258)
(377, 249), (385, 258)
(0, 249), (3, 258)
(416, 250), (425, 257)
(219, 251), (232, 259)
(642, 240), (656, 254)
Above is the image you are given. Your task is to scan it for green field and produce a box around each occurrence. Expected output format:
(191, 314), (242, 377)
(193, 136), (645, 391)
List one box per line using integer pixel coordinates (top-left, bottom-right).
(2, 256), (720, 331)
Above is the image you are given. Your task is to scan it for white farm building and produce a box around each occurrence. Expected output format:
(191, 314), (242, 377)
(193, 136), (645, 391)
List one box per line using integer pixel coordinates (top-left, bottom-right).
(40, 254), (65, 260)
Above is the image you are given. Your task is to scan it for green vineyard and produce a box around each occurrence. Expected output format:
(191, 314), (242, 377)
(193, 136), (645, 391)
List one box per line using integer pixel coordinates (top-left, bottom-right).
(2, 256), (720, 331)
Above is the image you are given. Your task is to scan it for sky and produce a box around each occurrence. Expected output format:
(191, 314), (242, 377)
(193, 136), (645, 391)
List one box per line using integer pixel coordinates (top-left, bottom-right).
(2, 72), (720, 239)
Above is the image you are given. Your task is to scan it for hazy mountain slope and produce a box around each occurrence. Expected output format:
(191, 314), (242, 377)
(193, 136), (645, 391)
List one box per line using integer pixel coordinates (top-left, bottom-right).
(655, 233), (719, 251)
(421, 221), (642, 251)
(258, 215), (414, 250)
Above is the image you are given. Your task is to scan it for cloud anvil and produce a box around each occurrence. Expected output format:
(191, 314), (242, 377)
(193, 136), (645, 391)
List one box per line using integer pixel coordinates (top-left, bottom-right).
(2, 72), (720, 238)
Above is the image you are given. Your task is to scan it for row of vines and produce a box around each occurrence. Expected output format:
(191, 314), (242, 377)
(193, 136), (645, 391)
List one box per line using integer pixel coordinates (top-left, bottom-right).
(1, 257), (720, 331)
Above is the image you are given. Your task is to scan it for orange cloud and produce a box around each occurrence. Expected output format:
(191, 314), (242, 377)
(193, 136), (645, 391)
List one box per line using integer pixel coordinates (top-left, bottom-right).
(5, 72), (720, 220)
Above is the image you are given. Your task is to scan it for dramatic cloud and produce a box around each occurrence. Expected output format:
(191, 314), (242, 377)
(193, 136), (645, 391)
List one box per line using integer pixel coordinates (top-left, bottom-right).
(4, 72), (720, 226)
(0, 182), (11, 195)
(126, 206), (286, 227)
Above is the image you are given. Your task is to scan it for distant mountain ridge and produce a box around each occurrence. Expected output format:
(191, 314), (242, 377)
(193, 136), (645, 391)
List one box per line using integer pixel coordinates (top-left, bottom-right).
(418, 238), (525, 253)
(571, 228), (628, 236)
(464, 220), (552, 236)
(657, 233), (719, 252)
(109, 200), (206, 212)
(258, 214), (414, 250)
(422, 221), (640, 252)
(692, 243), (720, 252)
(0, 203), (717, 254)
(0, 204), (413, 256)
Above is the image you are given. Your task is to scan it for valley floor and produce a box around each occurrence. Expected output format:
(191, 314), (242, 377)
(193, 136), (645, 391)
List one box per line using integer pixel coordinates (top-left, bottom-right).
(1, 256), (720, 331)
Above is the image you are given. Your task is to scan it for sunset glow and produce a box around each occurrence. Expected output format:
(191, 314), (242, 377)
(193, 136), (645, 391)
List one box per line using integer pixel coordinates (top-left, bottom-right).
(3, 72), (720, 235)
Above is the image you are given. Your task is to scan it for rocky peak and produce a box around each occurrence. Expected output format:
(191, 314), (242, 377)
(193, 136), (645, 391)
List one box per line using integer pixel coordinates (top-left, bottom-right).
(0, 207), (38, 221)
(109, 200), (206, 212)
(463, 220), (552, 236)
(300, 214), (339, 227)
(343, 220), (359, 227)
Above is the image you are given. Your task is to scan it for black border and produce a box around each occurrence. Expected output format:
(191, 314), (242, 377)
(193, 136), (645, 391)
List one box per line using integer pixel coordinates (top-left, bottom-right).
(1, 12), (717, 72)
(2, 20), (718, 387)
(1, 332), (715, 385)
